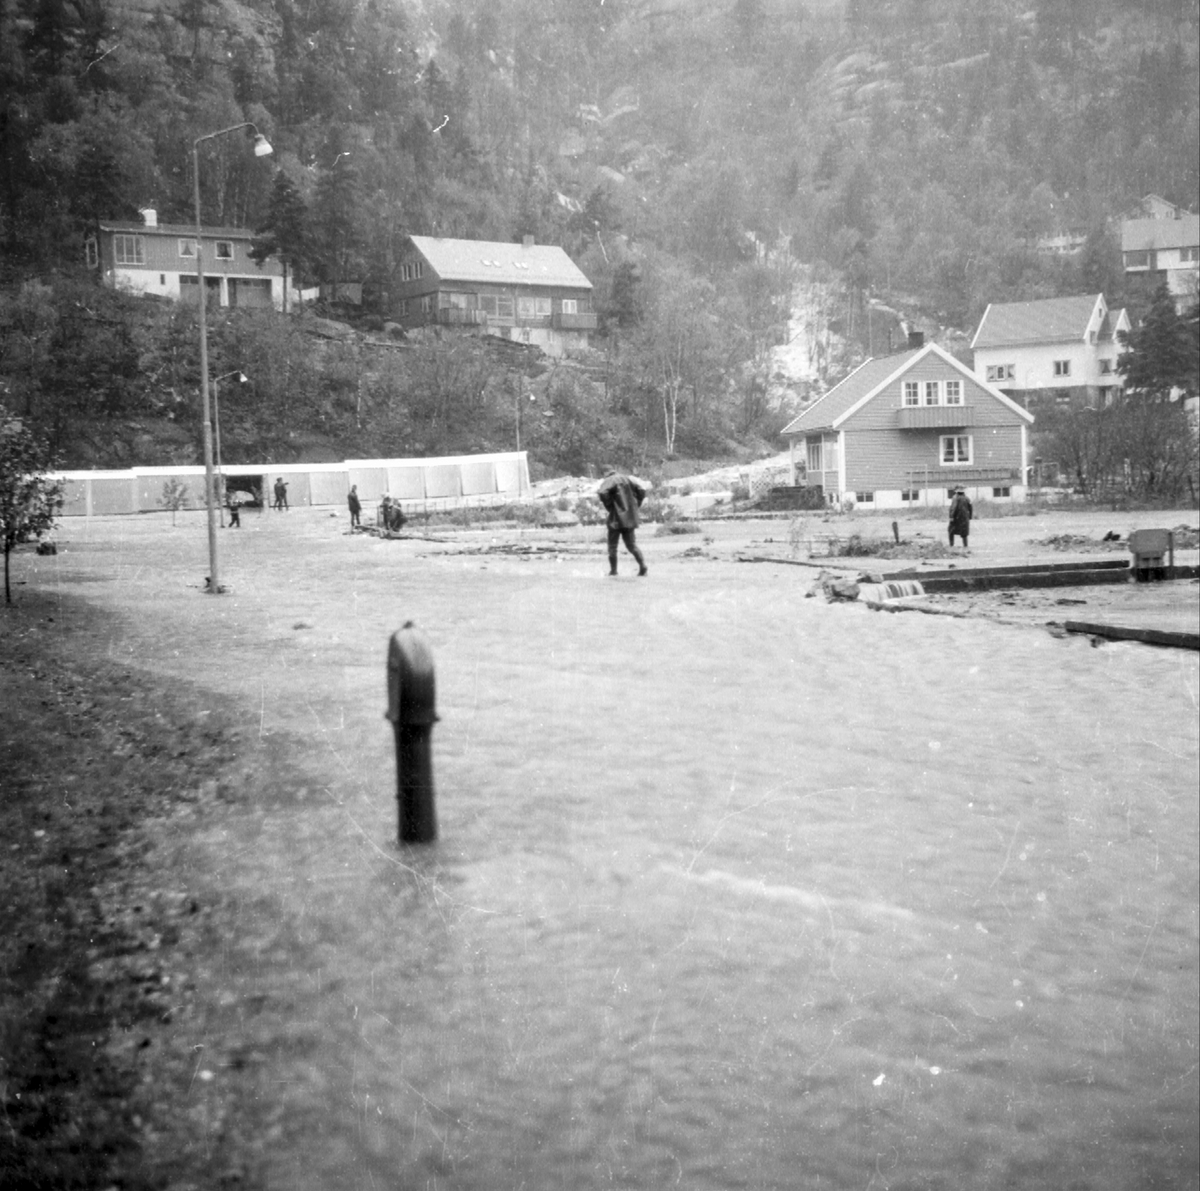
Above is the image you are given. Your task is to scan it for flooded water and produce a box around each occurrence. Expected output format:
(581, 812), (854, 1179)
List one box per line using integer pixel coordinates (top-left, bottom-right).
(34, 517), (1200, 1189)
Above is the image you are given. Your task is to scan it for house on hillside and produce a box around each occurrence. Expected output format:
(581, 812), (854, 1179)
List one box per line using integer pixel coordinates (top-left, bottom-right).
(970, 293), (1130, 412)
(780, 341), (1033, 509)
(1120, 213), (1199, 312)
(88, 209), (294, 310)
(393, 235), (597, 357)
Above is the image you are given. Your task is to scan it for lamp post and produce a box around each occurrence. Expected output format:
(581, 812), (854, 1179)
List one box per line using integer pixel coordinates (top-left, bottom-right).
(194, 122), (272, 592)
(515, 391), (534, 452)
(212, 370), (247, 525)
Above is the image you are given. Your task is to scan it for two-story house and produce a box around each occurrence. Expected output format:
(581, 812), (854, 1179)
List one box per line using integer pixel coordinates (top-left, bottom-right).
(393, 235), (597, 357)
(89, 209), (292, 310)
(1120, 213), (1200, 313)
(970, 294), (1130, 412)
(780, 341), (1033, 509)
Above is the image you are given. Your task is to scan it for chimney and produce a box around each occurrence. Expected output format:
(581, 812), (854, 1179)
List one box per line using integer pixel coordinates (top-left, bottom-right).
(139, 208), (158, 228)
(907, 329), (925, 349)
(522, 234), (534, 247)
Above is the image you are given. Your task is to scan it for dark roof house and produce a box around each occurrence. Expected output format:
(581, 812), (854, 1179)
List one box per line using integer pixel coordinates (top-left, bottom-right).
(394, 234), (597, 357)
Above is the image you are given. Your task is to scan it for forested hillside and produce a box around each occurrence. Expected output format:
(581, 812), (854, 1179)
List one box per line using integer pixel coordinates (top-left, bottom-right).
(1, 0), (1197, 469)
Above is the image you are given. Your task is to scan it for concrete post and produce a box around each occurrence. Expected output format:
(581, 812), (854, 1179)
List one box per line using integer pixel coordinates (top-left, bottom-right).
(386, 621), (438, 844)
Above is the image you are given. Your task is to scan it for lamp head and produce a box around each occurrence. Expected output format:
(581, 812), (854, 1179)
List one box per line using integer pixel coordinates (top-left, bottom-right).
(253, 134), (273, 157)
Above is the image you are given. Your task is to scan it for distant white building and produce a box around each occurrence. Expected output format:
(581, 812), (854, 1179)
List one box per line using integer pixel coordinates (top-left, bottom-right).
(970, 294), (1130, 411)
(1120, 203), (1199, 313)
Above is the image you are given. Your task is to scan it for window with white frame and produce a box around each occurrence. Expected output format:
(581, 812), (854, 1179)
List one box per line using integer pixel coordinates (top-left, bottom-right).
(215, 241), (234, 260)
(85, 237), (98, 268)
(1099, 358), (1113, 374)
(924, 380), (940, 405)
(517, 297), (536, 319)
(419, 295), (432, 313)
(398, 299), (408, 315)
(178, 239), (197, 258)
(534, 297), (552, 317)
(944, 379), (962, 405)
(901, 489), (919, 502)
(986, 363), (1015, 382)
(1182, 246), (1199, 262)
(806, 440), (822, 473)
(855, 491), (874, 503)
(400, 262), (424, 281)
(561, 299), (578, 314)
(992, 486), (1011, 498)
(941, 434), (972, 464)
(113, 234), (144, 265)
(903, 381), (920, 406)
(1053, 360), (1071, 377)
(496, 296), (514, 319)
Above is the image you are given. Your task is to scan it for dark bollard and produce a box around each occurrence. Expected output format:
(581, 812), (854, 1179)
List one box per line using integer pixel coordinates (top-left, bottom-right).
(892, 520), (900, 544)
(386, 621), (438, 844)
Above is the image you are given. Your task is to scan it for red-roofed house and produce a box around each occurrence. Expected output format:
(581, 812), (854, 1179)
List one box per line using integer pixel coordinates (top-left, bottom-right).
(970, 293), (1130, 410)
(780, 342), (1034, 509)
(394, 234), (597, 356)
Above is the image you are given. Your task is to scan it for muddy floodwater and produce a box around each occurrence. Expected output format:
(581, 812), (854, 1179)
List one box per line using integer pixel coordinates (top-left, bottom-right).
(23, 510), (1200, 1190)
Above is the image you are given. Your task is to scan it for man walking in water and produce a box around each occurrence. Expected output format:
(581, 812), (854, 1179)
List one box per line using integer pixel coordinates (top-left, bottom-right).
(597, 466), (648, 577)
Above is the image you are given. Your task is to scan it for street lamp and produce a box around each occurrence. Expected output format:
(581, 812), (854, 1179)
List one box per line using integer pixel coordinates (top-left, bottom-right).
(515, 391), (534, 452)
(212, 370), (247, 525)
(193, 122), (272, 592)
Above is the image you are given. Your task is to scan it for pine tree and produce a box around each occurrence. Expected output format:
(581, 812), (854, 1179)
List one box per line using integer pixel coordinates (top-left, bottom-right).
(252, 169), (310, 312)
(1118, 284), (1200, 399)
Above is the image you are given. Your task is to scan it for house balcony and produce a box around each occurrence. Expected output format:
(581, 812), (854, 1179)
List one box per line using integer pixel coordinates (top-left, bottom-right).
(897, 405), (977, 429)
(552, 311), (598, 331)
(436, 308), (488, 326)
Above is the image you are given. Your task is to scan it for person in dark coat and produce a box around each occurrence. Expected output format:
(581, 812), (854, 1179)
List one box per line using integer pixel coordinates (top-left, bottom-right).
(273, 478), (289, 511)
(948, 486), (973, 548)
(597, 467), (648, 577)
(347, 485), (362, 529)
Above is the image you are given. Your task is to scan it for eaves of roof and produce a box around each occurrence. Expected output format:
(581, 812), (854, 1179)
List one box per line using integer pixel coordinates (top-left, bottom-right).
(98, 220), (256, 239)
(1121, 215), (1200, 253)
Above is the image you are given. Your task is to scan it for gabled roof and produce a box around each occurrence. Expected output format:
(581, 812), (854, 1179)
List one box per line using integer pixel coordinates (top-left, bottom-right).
(408, 235), (592, 289)
(1121, 214), (1200, 253)
(970, 294), (1103, 350)
(1097, 308), (1129, 343)
(98, 220), (255, 240)
(781, 349), (923, 435)
(780, 341), (1032, 438)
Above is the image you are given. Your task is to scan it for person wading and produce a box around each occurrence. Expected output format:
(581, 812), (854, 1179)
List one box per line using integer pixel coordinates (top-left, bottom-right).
(597, 466), (648, 577)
